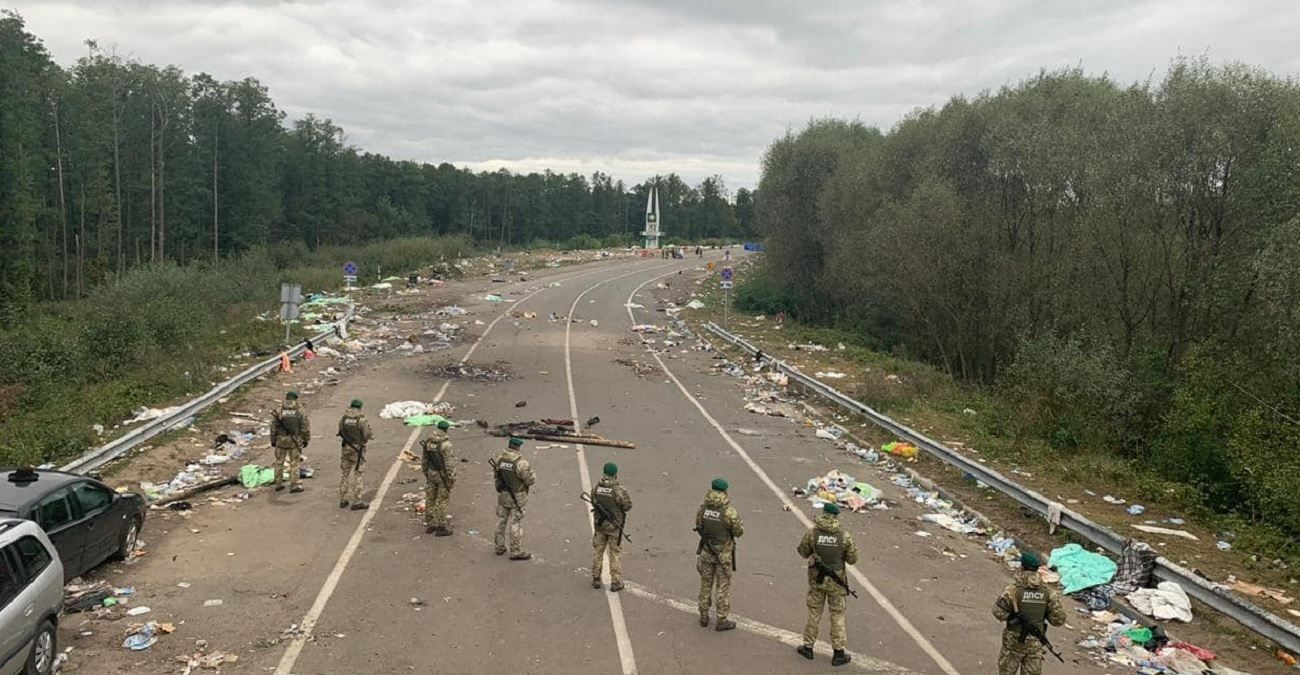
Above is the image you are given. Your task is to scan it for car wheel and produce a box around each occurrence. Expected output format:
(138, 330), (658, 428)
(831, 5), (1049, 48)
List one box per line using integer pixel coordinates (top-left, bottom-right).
(112, 517), (141, 561)
(24, 621), (56, 675)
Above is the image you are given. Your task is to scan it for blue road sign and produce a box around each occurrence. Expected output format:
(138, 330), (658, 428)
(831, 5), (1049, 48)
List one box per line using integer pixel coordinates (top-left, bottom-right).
(721, 267), (734, 282)
(343, 261), (358, 276)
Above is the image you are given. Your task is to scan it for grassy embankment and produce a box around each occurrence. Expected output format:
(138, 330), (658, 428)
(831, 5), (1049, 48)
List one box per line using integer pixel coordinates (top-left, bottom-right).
(690, 260), (1300, 588)
(0, 236), (474, 467)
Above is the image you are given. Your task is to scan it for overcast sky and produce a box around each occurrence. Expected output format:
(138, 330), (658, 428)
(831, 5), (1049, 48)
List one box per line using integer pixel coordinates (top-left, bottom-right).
(16, 0), (1300, 188)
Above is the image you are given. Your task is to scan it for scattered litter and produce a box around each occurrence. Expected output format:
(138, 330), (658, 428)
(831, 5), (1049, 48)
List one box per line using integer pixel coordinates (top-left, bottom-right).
(920, 513), (983, 535)
(1102, 495), (1126, 505)
(802, 470), (879, 513)
(685, 300), (705, 309)
(815, 371), (847, 379)
(123, 405), (183, 425)
(1127, 504), (1146, 516)
(435, 305), (468, 316)
(914, 531), (933, 538)
(1217, 540), (1232, 551)
(1221, 577), (1294, 604)
(1131, 524), (1199, 541)
(203, 599), (224, 607)
(615, 358), (657, 376)
(883, 441), (918, 459)
(123, 622), (159, 650)
(429, 362), (514, 382)
(484, 294), (504, 302)
(126, 606), (151, 616)
(177, 582), (192, 589)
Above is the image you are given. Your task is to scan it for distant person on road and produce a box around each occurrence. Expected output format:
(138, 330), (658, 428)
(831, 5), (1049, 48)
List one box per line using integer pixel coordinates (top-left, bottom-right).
(797, 502), (857, 666)
(696, 246), (703, 258)
(337, 399), (373, 510)
(270, 391), (311, 493)
(492, 437), (536, 560)
(723, 247), (732, 261)
(422, 420), (456, 536)
(696, 478), (744, 631)
(590, 462), (632, 591)
(992, 552), (1065, 675)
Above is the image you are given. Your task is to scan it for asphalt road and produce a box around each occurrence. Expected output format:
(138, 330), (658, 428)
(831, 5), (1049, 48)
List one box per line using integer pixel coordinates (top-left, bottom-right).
(64, 254), (1116, 674)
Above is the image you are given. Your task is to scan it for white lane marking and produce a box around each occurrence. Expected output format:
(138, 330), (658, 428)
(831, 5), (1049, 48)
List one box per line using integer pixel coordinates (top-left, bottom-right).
(620, 582), (913, 673)
(623, 273), (963, 675)
(274, 261), (650, 675)
(563, 263), (680, 675)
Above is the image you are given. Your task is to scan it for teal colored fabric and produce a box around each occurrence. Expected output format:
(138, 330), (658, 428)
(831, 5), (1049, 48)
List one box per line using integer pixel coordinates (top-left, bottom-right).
(1048, 543), (1117, 594)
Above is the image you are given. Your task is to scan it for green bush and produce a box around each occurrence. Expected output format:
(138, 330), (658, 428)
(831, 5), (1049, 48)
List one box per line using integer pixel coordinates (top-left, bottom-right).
(999, 333), (1134, 450)
(0, 235), (468, 466)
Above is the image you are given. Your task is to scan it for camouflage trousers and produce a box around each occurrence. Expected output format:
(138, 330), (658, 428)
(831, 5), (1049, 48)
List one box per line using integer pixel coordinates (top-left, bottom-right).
(803, 585), (848, 650)
(273, 445), (302, 488)
(697, 557), (733, 618)
(591, 530), (623, 583)
(338, 446), (365, 502)
(998, 630), (1044, 675)
(424, 473), (453, 527)
(495, 504), (525, 555)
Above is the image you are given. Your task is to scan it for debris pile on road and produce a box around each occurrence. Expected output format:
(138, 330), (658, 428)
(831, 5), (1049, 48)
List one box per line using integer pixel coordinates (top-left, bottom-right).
(614, 358), (658, 377)
(490, 419), (636, 449)
(796, 470), (881, 513)
(429, 362), (514, 382)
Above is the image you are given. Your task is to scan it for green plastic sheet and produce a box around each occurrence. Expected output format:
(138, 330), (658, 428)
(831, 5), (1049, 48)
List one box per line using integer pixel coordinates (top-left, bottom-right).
(239, 464), (277, 488)
(403, 414), (453, 428)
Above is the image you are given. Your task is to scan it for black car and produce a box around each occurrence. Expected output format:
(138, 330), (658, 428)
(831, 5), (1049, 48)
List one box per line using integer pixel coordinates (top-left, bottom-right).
(0, 469), (146, 581)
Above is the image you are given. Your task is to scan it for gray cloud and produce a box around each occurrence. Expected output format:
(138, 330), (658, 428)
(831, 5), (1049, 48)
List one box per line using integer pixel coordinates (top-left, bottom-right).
(16, 0), (1300, 187)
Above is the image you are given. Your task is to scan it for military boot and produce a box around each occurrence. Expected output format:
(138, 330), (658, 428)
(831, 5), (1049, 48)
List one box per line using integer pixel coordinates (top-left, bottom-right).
(608, 581), (624, 592)
(339, 500), (349, 509)
(715, 617), (736, 632)
(698, 613), (709, 627)
(592, 578), (602, 589)
(831, 650), (851, 667)
(509, 552), (532, 561)
(796, 645), (814, 660)
(350, 501), (368, 510)
(434, 526), (452, 537)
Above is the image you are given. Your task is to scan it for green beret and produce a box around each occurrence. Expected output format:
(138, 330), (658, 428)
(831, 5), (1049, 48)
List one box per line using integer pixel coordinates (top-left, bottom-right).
(508, 437), (524, 448)
(350, 399), (363, 409)
(1020, 552), (1041, 571)
(603, 462), (618, 476)
(286, 391), (299, 400)
(822, 503), (841, 515)
(436, 420), (450, 430)
(711, 478), (729, 492)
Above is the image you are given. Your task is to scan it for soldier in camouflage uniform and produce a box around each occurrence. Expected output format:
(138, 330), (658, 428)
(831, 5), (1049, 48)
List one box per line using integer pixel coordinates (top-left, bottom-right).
(992, 552), (1065, 675)
(696, 477), (743, 631)
(590, 462), (632, 591)
(796, 503), (858, 666)
(270, 391), (311, 493)
(493, 437), (535, 560)
(422, 420), (456, 536)
(337, 399), (373, 510)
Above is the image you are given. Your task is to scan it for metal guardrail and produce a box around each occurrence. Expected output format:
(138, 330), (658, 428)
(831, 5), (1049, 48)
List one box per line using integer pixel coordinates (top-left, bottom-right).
(705, 321), (1300, 654)
(60, 308), (355, 475)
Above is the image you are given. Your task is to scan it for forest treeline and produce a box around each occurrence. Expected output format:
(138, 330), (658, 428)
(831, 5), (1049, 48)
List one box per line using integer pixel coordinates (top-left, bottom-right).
(753, 60), (1300, 537)
(0, 11), (755, 320)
